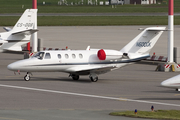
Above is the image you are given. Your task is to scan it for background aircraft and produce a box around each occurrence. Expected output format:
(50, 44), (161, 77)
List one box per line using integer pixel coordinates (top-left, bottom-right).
(8, 27), (166, 82)
(161, 74), (180, 91)
(0, 9), (37, 53)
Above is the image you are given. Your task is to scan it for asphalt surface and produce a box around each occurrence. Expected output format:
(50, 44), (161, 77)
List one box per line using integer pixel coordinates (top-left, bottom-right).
(1, 13), (180, 16)
(0, 26), (180, 120)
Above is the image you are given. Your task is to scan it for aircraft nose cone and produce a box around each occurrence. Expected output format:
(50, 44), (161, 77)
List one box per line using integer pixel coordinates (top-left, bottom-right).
(161, 74), (180, 88)
(7, 62), (18, 71)
(160, 80), (169, 87)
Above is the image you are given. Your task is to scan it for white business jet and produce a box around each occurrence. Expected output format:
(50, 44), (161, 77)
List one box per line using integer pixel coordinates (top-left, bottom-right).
(0, 9), (37, 53)
(8, 27), (166, 82)
(161, 74), (180, 91)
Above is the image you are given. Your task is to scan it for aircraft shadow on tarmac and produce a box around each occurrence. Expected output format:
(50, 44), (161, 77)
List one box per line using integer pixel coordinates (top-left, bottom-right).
(15, 77), (100, 83)
(0, 79), (23, 81)
(0, 77), (92, 83)
(138, 97), (180, 101)
(1, 75), (108, 83)
(144, 87), (179, 94)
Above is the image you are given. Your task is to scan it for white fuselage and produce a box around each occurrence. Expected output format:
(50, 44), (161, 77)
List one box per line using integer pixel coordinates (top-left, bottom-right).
(7, 26), (165, 81)
(7, 49), (132, 75)
(161, 74), (180, 90)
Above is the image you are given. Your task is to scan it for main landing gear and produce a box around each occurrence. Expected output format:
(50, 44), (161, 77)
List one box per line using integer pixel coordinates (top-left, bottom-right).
(24, 72), (32, 81)
(69, 74), (98, 82)
(89, 74), (98, 82)
(69, 74), (80, 80)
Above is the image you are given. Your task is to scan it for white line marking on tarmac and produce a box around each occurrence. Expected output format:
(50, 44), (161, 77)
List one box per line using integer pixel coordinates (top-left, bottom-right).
(0, 84), (179, 107)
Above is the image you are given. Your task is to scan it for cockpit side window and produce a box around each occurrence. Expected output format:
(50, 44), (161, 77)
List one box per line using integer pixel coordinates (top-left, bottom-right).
(44, 53), (51, 59)
(33, 52), (44, 60)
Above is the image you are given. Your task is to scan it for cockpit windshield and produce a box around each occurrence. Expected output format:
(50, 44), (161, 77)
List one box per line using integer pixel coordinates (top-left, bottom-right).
(32, 52), (44, 59)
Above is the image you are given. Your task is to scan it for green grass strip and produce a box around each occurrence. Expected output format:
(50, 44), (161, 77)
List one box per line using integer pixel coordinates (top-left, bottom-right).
(0, 16), (180, 26)
(0, 0), (180, 13)
(110, 110), (180, 120)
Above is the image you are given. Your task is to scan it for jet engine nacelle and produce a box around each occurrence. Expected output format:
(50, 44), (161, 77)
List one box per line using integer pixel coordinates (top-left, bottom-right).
(97, 49), (122, 60)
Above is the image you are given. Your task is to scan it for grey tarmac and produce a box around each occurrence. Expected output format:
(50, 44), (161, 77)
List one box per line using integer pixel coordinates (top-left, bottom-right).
(0, 26), (180, 120)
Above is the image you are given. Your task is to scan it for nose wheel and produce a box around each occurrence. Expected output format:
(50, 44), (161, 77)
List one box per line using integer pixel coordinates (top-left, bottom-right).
(24, 72), (31, 81)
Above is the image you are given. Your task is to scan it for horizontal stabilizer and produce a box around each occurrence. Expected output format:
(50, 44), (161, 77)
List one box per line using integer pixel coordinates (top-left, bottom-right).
(3, 27), (12, 32)
(147, 28), (167, 31)
(3, 46), (22, 51)
(0, 40), (8, 44)
(12, 29), (38, 36)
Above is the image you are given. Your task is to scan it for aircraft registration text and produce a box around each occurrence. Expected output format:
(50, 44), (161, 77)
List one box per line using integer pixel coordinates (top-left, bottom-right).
(136, 42), (151, 47)
(17, 23), (33, 27)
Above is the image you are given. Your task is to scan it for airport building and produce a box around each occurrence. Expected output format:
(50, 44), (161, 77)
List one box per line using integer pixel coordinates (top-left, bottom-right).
(129, 0), (157, 4)
(94, 0), (157, 5)
(46, 0), (158, 5)
(110, 0), (157, 5)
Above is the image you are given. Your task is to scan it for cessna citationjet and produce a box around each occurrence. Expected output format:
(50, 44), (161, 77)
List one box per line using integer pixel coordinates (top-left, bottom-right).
(0, 9), (37, 52)
(161, 74), (180, 91)
(8, 27), (166, 82)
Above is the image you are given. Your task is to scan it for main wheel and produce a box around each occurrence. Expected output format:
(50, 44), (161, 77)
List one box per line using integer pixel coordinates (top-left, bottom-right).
(72, 75), (79, 80)
(24, 75), (30, 81)
(90, 76), (98, 82)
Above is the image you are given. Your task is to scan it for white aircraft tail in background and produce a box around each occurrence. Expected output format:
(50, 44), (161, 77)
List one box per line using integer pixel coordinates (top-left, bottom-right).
(8, 27), (166, 82)
(0, 9), (38, 52)
(120, 27), (166, 60)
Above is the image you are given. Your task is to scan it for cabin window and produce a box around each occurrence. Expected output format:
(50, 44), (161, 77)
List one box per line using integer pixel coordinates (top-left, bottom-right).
(65, 54), (69, 59)
(33, 52), (44, 60)
(72, 54), (76, 59)
(79, 54), (83, 59)
(44, 53), (51, 59)
(57, 54), (61, 59)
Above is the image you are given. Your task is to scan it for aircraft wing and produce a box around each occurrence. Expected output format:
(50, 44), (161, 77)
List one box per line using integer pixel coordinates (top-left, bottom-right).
(67, 65), (117, 75)
(11, 29), (38, 36)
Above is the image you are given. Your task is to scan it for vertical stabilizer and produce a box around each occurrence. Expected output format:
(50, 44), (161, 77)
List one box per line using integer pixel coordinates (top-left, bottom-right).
(0, 9), (38, 52)
(120, 27), (166, 55)
(11, 9), (37, 34)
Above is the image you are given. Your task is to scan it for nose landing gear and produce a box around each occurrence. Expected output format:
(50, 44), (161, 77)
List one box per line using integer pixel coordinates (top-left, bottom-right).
(24, 72), (32, 81)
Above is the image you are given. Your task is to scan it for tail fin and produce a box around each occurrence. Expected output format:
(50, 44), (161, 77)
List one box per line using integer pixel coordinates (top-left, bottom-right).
(11, 9), (37, 35)
(120, 27), (166, 57)
(1, 9), (38, 52)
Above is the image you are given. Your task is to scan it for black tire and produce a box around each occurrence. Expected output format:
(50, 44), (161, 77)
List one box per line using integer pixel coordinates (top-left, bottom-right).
(72, 75), (79, 80)
(24, 75), (30, 81)
(90, 76), (98, 82)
